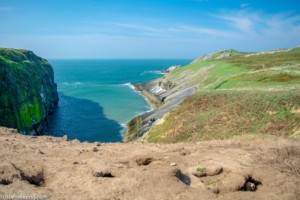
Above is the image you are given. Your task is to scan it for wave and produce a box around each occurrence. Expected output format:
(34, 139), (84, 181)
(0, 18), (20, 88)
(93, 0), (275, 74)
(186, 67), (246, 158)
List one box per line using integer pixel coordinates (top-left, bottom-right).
(121, 82), (136, 90)
(141, 70), (165, 76)
(62, 82), (82, 87)
(134, 107), (153, 116)
(120, 123), (127, 128)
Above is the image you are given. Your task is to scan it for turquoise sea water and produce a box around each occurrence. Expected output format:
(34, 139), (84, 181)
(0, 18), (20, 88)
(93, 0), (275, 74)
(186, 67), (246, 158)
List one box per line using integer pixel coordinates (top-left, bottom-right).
(46, 59), (190, 142)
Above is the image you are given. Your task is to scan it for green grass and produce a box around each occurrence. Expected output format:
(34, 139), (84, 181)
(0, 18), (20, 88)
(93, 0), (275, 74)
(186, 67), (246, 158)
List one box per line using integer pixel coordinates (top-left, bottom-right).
(224, 48), (300, 70)
(127, 47), (300, 143)
(147, 90), (300, 143)
(196, 167), (206, 173)
(201, 61), (249, 90)
(124, 116), (143, 142)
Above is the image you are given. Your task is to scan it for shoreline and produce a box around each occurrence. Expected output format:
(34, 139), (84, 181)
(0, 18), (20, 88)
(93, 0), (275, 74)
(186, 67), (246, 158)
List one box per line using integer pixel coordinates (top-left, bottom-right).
(124, 76), (196, 142)
(129, 82), (160, 110)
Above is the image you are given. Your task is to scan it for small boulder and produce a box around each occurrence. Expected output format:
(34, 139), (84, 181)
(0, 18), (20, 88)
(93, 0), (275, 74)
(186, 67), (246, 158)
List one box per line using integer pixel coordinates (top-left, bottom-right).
(193, 167), (207, 177)
(93, 170), (114, 178)
(36, 149), (44, 155)
(92, 147), (98, 152)
(136, 157), (153, 166)
(206, 166), (223, 176)
(62, 135), (68, 141)
(245, 182), (256, 191)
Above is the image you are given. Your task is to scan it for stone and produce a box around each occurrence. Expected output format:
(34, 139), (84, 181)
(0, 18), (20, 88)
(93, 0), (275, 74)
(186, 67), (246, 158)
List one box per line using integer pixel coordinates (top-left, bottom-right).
(92, 147), (98, 152)
(245, 182), (256, 191)
(36, 149), (44, 154)
(62, 135), (68, 141)
(192, 171), (207, 177)
(206, 166), (223, 176)
(136, 157), (153, 166)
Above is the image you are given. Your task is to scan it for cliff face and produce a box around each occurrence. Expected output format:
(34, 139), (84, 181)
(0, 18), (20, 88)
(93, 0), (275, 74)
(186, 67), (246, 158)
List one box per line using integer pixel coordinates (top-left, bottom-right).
(0, 48), (58, 134)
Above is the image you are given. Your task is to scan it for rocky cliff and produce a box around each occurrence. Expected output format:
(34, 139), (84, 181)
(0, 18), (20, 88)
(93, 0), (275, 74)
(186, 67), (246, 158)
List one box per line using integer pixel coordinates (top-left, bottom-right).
(0, 48), (58, 134)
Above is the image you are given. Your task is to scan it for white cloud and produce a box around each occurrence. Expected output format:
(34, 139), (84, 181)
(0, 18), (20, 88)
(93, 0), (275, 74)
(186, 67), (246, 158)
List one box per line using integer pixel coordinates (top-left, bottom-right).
(113, 23), (165, 33)
(110, 22), (231, 37)
(178, 26), (230, 36)
(221, 16), (254, 32)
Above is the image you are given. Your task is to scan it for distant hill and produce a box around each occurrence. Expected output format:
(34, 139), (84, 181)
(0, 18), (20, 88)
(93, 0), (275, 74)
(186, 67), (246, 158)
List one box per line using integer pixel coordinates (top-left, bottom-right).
(125, 47), (300, 142)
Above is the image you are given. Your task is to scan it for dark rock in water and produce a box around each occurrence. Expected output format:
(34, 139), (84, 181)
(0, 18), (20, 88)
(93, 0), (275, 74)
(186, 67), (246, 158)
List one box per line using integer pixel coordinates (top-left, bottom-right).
(0, 48), (59, 135)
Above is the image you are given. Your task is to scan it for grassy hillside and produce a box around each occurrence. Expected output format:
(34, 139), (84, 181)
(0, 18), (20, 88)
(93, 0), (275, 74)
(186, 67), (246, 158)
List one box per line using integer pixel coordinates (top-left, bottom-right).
(145, 48), (300, 143)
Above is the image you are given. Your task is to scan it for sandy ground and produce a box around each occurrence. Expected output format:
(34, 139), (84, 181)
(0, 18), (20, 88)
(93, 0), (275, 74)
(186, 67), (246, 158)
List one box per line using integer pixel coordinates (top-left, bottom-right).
(0, 127), (299, 200)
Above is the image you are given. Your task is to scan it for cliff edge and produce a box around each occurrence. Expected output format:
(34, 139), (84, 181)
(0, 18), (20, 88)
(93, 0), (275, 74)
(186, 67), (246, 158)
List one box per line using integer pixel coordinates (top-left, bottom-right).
(0, 48), (59, 134)
(0, 127), (299, 199)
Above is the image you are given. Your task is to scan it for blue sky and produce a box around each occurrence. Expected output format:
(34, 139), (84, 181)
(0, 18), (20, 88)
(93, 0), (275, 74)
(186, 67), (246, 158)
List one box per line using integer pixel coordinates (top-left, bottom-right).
(0, 0), (300, 58)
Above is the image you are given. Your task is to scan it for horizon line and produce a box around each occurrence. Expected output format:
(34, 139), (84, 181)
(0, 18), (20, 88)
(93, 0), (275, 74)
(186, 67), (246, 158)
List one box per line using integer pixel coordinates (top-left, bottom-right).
(47, 58), (194, 60)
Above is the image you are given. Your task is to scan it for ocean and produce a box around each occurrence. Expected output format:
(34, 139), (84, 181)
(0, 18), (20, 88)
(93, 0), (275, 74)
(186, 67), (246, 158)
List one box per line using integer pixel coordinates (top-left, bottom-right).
(46, 59), (190, 142)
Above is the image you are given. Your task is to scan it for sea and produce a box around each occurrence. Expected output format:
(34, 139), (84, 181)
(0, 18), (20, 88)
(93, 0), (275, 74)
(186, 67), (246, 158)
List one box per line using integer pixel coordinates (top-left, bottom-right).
(46, 59), (190, 142)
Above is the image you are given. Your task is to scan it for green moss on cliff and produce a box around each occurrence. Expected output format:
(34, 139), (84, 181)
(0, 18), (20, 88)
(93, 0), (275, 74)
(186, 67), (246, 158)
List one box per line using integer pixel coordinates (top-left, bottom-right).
(0, 48), (58, 134)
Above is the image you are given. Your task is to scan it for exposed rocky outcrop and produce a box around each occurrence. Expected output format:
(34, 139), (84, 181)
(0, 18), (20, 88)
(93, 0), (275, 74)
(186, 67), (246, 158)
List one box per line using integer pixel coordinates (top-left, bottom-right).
(0, 48), (58, 135)
(125, 72), (197, 142)
(192, 49), (246, 63)
(160, 65), (181, 74)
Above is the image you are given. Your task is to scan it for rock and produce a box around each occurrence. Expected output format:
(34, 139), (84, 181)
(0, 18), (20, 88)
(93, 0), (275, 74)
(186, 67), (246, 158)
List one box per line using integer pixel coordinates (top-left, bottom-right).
(212, 188), (220, 194)
(245, 182), (256, 191)
(170, 163), (177, 166)
(92, 147), (98, 152)
(96, 143), (101, 147)
(93, 170), (114, 178)
(0, 48), (59, 134)
(192, 171), (207, 177)
(193, 166), (223, 177)
(193, 167), (207, 177)
(136, 157), (153, 166)
(62, 135), (68, 141)
(36, 149), (44, 154)
(179, 150), (190, 156)
(206, 166), (223, 176)
(170, 168), (182, 178)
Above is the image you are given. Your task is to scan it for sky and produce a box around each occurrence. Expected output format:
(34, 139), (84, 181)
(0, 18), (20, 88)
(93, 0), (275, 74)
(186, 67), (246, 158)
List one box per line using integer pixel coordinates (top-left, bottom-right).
(0, 0), (300, 59)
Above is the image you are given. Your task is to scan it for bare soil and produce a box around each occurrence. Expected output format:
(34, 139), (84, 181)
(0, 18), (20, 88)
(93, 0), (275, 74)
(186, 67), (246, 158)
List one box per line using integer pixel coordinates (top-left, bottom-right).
(0, 127), (299, 200)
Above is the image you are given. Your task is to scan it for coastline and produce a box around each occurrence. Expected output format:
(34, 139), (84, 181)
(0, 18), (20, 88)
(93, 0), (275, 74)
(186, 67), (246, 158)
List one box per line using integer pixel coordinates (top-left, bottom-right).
(129, 82), (161, 109)
(124, 75), (197, 142)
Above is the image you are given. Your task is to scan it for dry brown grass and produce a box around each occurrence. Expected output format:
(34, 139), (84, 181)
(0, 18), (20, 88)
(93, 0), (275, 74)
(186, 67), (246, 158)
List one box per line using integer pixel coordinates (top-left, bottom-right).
(257, 144), (300, 178)
(265, 145), (300, 178)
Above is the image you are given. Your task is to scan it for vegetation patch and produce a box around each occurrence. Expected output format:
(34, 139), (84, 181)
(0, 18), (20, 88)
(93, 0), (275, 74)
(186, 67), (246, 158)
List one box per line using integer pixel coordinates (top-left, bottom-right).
(147, 90), (300, 143)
